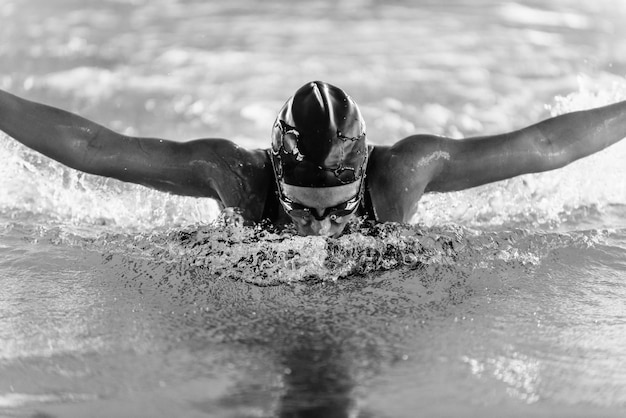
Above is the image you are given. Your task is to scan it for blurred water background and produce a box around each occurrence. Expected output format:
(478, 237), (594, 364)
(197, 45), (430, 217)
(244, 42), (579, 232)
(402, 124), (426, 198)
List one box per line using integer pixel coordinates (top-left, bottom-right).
(1, 0), (626, 417)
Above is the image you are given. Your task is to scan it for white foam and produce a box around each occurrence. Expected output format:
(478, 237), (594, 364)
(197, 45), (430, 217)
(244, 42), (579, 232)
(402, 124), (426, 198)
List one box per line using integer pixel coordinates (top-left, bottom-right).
(0, 134), (220, 230)
(414, 78), (626, 229)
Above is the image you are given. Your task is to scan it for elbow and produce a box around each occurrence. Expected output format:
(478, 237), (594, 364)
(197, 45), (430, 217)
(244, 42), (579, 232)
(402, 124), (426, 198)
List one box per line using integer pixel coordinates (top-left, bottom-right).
(531, 129), (572, 171)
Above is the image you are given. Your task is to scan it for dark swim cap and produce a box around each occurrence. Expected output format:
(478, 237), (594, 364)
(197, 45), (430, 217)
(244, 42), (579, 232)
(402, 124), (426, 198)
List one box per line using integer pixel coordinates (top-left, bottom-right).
(271, 81), (367, 187)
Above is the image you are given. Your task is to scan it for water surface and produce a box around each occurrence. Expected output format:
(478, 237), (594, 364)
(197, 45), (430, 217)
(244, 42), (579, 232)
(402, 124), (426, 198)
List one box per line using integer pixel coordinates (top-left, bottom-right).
(1, 0), (626, 417)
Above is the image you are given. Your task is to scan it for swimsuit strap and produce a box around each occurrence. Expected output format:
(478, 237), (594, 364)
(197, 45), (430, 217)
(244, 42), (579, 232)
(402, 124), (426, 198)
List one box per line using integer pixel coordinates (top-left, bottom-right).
(262, 150), (282, 222)
(359, 174), (378, 222)
(359, 145), (378, 222)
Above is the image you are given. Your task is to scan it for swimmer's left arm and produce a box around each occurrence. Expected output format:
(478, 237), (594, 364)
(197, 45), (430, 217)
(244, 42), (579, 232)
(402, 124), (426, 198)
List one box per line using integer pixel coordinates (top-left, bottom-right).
(369, 100), (626, 221)
(424, 100), (626, 192)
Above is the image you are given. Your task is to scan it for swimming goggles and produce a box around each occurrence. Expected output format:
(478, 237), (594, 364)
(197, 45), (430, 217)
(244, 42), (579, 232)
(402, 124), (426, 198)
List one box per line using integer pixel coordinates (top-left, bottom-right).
(277, 181), (363, 222)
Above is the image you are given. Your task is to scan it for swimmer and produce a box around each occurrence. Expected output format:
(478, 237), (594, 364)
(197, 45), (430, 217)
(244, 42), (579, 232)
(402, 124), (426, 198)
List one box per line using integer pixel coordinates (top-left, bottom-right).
(1, 81), (626, 237)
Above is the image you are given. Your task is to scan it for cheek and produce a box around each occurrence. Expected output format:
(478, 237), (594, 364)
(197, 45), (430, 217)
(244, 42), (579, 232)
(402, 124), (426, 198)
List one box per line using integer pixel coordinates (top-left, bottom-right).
(330, 219), (352, 235)
(289, 217), (312, 235)
(332, 214), (354, 228)
(290, 216), (311, 227)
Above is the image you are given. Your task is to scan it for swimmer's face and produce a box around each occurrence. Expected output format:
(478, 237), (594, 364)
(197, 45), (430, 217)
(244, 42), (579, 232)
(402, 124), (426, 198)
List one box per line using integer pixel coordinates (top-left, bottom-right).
(280, 182), (361, 237)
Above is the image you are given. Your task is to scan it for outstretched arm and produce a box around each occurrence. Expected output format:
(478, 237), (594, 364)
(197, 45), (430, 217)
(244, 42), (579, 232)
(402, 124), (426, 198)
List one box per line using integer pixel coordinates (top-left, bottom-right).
(426, 100), (626, 192)
(368, 100), (626, 222)
(0, 89), (272, 220)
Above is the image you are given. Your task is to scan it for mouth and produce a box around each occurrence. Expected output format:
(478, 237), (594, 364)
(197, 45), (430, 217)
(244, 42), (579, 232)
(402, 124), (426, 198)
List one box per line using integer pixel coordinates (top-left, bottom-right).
(295, 226), (341, 238)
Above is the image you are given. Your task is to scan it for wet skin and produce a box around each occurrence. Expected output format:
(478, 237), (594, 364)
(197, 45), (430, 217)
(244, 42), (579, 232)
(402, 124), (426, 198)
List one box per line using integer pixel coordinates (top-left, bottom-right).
(3, 88), (626, 237)
(281, 182), (361, 237)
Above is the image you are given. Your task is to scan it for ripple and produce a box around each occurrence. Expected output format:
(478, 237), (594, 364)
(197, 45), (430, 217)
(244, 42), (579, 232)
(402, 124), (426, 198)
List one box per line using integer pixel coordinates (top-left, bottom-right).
(0, 392), (97, 409)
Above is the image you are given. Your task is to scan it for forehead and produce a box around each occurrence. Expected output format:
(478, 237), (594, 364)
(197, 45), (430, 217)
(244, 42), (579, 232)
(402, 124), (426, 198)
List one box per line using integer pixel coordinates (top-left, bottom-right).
(281, 182), (360, 208)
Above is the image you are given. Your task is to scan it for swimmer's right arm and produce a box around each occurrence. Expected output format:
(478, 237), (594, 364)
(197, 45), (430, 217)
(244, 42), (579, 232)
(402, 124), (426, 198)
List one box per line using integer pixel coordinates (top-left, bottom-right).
(0, 89), (272, 220)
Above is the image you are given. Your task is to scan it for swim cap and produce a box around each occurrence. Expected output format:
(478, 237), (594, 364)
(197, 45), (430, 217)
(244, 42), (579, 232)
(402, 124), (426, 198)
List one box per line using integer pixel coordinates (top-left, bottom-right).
(271, 81), (367, 187)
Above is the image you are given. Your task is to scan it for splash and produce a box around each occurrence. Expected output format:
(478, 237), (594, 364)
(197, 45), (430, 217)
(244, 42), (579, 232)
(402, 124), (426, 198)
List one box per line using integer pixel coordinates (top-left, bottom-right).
(0, 134), (220, 230)
(2, 75), (626, 235)
(17, 215), (606, 287)
(415, 76), (626, 229)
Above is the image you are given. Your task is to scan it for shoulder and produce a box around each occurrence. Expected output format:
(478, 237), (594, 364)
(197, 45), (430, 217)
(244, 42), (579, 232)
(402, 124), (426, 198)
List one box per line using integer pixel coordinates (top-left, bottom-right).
(365, 136), (448, 222)
(181, 139), (274, 220)
(183, 138), (270, 163)
(367, 135), (446, 177)
(178, 139), (272, 179)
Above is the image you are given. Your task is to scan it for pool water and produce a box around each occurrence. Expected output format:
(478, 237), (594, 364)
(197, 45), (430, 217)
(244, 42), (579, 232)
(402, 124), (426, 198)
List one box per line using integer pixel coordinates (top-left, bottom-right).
(1, 0), (626, 417)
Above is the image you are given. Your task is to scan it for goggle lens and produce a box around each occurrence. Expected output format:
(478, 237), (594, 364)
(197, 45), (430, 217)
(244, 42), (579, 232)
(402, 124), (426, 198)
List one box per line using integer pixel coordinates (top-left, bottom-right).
(279, 190), (361, 222)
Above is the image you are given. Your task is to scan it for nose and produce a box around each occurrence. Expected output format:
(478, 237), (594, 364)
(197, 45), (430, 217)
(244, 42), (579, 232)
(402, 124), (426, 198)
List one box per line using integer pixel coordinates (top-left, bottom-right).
(310, 218), (332, 236)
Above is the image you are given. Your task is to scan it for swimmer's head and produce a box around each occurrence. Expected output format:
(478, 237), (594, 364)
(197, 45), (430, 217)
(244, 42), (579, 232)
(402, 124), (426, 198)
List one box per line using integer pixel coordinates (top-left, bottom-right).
(270, 81), (367, 187)
(270, 81), (368, 236)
